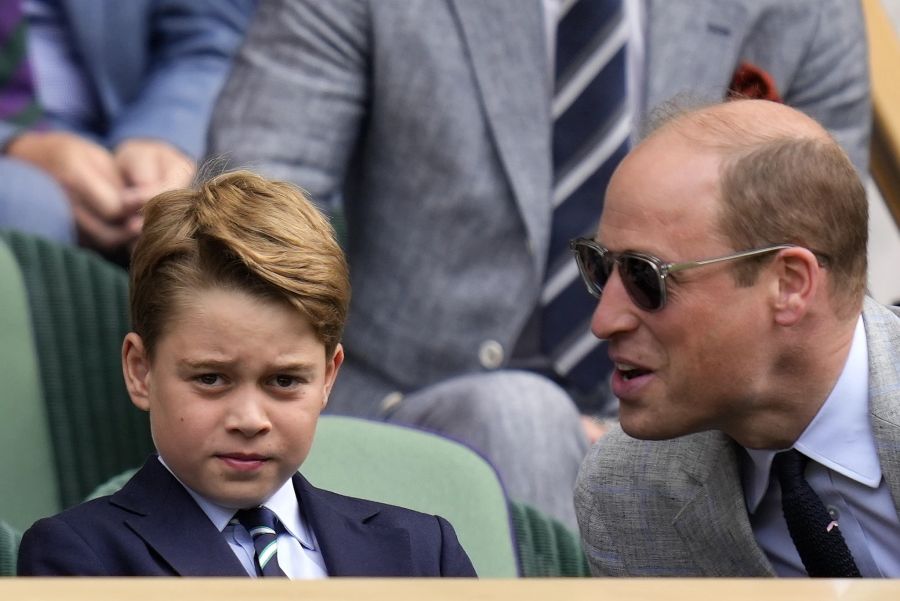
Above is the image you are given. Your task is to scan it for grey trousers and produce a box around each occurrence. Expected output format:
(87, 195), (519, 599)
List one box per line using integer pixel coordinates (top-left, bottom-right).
(0, 158), (75, 244)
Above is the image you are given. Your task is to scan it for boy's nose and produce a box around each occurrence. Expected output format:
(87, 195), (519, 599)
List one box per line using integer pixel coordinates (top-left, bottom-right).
(225, 390), (272, 436)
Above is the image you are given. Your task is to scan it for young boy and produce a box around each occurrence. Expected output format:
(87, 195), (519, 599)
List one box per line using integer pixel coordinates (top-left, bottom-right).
(17, 171), (476, 577)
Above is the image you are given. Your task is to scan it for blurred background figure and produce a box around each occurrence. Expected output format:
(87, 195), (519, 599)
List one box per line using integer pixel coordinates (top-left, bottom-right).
(0, 0), (255, 260)
(208, 0), (871, 531)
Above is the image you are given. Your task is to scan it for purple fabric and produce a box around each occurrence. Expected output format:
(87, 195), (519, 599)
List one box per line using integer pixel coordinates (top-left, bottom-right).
(0, 0), (41, 124)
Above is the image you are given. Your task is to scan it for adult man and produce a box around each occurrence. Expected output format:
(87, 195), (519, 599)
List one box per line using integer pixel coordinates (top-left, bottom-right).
(208, 0), (870, 530)
(0, 0), (254, 254)
(573, 99), (900, 577)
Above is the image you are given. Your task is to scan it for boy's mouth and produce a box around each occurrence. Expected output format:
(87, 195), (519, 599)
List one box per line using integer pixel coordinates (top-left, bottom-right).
(217, 453), (270, 471)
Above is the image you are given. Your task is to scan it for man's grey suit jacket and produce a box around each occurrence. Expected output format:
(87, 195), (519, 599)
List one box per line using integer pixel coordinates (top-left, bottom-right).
(209, 0), (870, 416)
(574, 299), (900, 576)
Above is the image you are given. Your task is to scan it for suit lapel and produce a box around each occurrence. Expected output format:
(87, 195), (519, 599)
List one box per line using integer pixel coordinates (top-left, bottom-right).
(863, 299), (900, 515)
(671, 433), (775, 576)
(448, 0), (552, 273)
(294, 474), (413, 576)
(642, 0), (749, 114)
(110, 458), (247, 577)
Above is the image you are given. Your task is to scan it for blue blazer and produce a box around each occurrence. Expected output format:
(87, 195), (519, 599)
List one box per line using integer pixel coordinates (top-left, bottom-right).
(17, 457), (476, 577)
(0, 0), (255, 158)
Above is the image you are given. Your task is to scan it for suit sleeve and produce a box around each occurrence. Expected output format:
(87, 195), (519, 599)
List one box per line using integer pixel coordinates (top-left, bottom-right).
(107, 0), (256, 160)
(435, 515), (478, 577)
(17, 517), (108, 576)
(207, 0), (370, 206)
(782, 0), (870, 175)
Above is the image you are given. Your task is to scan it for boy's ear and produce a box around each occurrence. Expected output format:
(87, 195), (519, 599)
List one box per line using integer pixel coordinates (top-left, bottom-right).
(122, 332), (152, 412)
(322, 343), (345, 408)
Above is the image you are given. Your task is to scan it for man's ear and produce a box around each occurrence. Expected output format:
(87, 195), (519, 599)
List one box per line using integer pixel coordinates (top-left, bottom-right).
(322, 343), (345, 408)
(122, 333), (152, 412)
(770, 247), (821, 326)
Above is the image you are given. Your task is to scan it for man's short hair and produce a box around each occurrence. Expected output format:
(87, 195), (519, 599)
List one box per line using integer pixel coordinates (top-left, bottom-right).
(659, 101), (868, 317)
(130, 170), (350, 358)
(717, 137), (868, 317)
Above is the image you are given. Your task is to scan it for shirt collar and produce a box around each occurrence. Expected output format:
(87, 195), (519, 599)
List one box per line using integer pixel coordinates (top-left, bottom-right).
(743, 317), (878, 513)
(156, 458), (317, 550)
(262, 476), (317, 551)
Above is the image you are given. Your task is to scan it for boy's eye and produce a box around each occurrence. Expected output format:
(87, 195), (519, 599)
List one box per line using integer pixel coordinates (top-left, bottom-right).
(272, 375), (301, 388)
(196, 373), (222, 386)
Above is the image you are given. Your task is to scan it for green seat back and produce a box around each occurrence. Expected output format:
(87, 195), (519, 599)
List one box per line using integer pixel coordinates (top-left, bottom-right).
(87, 416), (520, 577)
(0, 231), (153, 508)
(302, 416), (519, 577)
(0, 520), (22, 576)
(508, 501), (590, 577)
(0, 236), (60, 531)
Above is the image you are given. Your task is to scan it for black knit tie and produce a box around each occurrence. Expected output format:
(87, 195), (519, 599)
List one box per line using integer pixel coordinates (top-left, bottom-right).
(773, 450), (861, 577)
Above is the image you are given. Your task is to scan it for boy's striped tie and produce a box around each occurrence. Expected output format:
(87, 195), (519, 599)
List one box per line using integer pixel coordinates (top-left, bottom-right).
(234, 506), (288, 577)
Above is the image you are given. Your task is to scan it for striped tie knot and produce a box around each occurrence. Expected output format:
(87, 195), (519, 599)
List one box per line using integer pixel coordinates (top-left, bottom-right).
(233, 506), (287, 577)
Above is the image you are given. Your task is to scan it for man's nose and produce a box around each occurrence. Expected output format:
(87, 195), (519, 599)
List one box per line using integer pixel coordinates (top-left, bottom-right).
(591, 267), (640, 340)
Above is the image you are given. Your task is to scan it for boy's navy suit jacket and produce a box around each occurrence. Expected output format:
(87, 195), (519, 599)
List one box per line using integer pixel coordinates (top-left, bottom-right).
(17, 457), (477, 577)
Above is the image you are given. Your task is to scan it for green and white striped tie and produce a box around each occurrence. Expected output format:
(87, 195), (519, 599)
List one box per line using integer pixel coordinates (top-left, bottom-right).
(234, 506), (287, 577)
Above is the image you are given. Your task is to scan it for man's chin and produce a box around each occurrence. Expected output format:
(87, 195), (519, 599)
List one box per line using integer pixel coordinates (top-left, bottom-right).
(619, 410), (682, 441)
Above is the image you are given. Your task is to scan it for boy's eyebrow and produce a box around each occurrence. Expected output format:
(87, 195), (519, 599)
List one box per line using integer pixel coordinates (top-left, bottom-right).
(180, 358), (235, 370)
(178, 358), (318, 372)
(268, 361), (318, 373)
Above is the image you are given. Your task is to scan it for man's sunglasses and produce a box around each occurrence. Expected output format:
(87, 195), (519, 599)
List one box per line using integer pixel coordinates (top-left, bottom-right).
(570, 238), (797, 312)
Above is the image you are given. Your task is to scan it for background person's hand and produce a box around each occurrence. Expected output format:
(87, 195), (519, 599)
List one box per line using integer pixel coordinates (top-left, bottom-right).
(115, 138), (196, 209)
(7, 131), (135, 250)
(580, 415), (612, 445)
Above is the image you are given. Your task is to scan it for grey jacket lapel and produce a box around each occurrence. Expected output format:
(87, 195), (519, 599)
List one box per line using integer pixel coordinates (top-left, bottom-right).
(863, 299), (900, 515)
(643, 0), (749, 113)
(449, 0), (552, 273)
(671, 433), (775, 576)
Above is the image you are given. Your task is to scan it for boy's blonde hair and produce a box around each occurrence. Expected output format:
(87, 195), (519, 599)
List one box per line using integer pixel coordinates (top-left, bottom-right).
(130, 170), (350, 357)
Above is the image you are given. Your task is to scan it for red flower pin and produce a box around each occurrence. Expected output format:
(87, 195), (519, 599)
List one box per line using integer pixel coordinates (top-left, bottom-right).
(728, 61), (782, 103)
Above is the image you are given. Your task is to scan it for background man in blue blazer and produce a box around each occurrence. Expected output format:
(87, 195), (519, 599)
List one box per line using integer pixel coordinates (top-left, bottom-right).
(0, 0), (255, 254)
(574, 99), (900, 577)
(17, 170), (476, 577)
(208, 0), (870, 531)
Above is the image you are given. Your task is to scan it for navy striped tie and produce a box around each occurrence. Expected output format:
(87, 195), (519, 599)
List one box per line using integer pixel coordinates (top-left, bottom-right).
(0, 0), (42, 127)
(234, 506), (288, 577)
(541, 0), (630, 411)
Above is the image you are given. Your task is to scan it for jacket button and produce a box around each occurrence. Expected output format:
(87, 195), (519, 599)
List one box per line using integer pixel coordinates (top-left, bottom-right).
(478, 340), (504, 369)
(380, 391), (404, 413)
